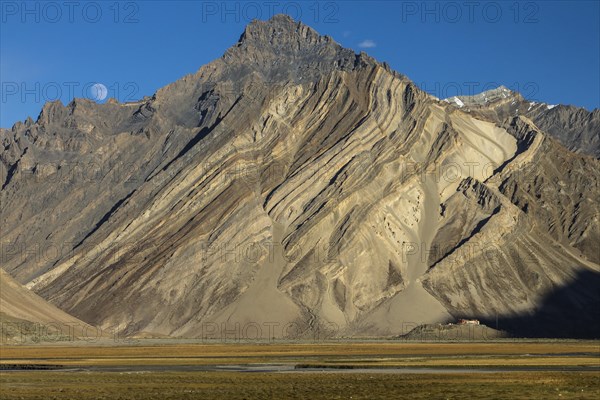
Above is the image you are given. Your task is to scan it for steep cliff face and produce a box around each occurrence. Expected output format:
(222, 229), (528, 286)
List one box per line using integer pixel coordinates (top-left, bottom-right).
(422, 117), (600, 337)
(530, 105), (600, 158)
(498, 118), (600, 264)
(1, 15), (598, 338)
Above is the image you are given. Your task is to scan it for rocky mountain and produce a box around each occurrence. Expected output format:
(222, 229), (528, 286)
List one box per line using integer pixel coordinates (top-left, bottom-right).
(1, 15), (598, 338)
(445, 86), (600, 157)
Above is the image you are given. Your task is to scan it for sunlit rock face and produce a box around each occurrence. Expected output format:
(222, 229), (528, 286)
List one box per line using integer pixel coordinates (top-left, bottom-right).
(1, 15), (598, 338)
(445, 86), (600, 158)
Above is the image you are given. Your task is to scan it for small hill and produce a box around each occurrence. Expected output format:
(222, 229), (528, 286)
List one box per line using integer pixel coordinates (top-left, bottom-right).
(0, 269), (97, 343)
(398, 323), (510, 341)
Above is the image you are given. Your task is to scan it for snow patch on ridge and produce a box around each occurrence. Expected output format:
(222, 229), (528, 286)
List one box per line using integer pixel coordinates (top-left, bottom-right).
(451, 97), (464, 108)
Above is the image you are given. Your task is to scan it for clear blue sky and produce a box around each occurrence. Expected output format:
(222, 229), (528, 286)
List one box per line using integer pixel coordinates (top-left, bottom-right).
(1, 0), (599, 128)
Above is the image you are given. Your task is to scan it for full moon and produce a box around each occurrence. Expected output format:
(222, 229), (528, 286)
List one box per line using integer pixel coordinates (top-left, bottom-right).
(90, 83), (108, 101)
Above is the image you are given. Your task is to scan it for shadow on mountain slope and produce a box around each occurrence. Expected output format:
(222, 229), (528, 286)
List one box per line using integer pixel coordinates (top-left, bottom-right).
(479, 269), (600, 338)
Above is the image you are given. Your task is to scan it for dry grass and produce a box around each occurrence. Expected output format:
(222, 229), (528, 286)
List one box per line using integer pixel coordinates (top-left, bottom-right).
(1, 371), (599, 399)
(1, 342), (598, 399)
(2, 341), (599, 360)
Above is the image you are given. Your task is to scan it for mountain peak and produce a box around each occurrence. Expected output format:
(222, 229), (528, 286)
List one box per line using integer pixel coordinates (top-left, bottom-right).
(254, 13), (296, 26)
(217, 14), (371, 85)
(237, 14), (332, 50)
(451, 85), (520, 107)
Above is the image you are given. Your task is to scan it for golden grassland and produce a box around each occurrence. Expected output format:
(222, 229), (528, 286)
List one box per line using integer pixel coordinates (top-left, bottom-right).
(1, 341), (599, 399)
(2, 341), (600, 358)
(1, 341), (599, 367)
(1, 371), (599, 400)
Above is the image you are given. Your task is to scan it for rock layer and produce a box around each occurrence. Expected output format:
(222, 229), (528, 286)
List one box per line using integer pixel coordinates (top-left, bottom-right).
(446, 86), (600, 157)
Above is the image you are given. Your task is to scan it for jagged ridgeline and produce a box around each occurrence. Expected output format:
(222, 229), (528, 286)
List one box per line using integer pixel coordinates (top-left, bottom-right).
(1, 15), (598, 339)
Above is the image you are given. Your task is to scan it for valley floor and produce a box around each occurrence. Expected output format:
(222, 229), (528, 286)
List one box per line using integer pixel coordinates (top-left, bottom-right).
(1, 341), (598, 399)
